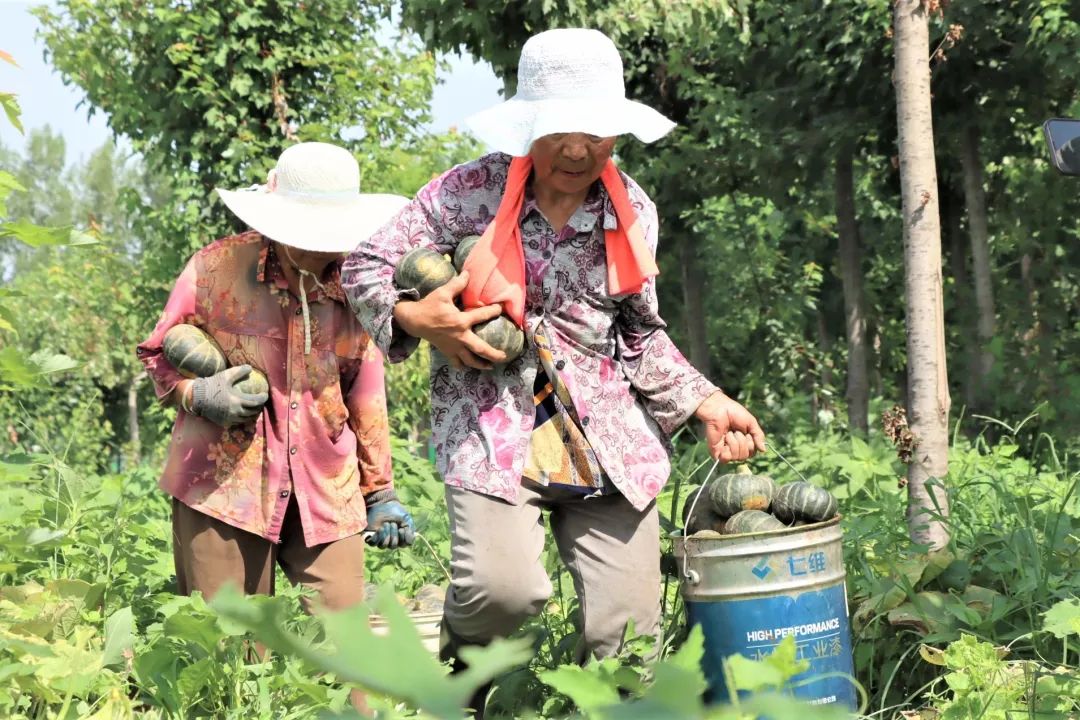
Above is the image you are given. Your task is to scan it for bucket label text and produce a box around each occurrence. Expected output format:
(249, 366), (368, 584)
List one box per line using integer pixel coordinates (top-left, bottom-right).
(746, 617), (841, 644)
(787, 550), (828, 576)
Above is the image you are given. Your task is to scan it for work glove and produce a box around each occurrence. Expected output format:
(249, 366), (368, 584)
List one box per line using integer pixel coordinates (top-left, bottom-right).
(190, 365), (268, 427)
(364, 489), (416, 549)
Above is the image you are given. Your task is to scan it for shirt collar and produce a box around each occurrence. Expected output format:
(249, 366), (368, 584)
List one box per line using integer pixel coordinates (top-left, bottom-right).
(522, 180), (615, 235)
(257, 237), (345, 304)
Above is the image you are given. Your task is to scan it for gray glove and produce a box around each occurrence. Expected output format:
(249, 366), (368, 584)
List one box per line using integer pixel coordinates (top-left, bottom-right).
(191, 365), (268, 427)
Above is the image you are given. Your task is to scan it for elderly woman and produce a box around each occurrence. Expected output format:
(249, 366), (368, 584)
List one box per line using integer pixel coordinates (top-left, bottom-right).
(138, 143), (417, 616)
(342, 27), (765, 711)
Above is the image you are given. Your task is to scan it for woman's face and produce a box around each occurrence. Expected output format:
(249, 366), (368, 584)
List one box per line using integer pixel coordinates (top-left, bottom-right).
(529, 133), (617, 196)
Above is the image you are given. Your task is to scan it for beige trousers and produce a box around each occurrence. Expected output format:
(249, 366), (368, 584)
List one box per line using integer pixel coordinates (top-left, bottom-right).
(171, 496), (366, 613)
(442, 480), (662, 661)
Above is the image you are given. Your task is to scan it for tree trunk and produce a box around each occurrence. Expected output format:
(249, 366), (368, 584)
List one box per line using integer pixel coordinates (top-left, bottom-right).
(834, 150), (870, 435)
(944, 188), (975, 412)
(812, 310), (834, 426)
(680, 234), (711, 378)
(959, 125), (996, 413)
(127, 371), (146, 467)
(893, 0), (951, 550)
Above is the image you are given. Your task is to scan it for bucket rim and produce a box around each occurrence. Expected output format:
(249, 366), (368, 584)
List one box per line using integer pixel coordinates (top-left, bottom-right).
(670, 513), (843, 542)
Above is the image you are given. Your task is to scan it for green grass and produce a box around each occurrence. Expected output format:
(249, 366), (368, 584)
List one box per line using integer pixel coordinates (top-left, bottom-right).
(0, 407), (1078, 718)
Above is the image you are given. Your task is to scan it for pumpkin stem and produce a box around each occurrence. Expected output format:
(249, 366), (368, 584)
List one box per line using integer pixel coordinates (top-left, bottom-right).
(735, 463), (752, 475)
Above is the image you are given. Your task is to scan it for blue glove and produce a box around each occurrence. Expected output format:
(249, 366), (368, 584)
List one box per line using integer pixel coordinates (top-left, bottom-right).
(364, 491), (415, 549)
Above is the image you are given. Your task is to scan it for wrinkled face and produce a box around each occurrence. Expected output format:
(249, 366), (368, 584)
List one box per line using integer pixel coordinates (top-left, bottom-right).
(529, 133), (617, 196)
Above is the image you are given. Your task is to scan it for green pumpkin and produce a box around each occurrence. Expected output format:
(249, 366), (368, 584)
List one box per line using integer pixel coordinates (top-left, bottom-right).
(936, 559), (972, 592)
(709, 465), (776, 517)
(394, 247), (456, 298)
(453, 235), (481, 272)
(771, 481), (838, 523)
(682, 485), (726, 535)
(163, 324), (227, 378)
(233, 368), (269, 396)
(473, 315), (525, 363)
(724, 509), (785, 535)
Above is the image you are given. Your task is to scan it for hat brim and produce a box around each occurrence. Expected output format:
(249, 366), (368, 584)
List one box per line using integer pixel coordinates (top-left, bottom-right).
(215, 188), (410, 253)
(464, 95), (676, 157)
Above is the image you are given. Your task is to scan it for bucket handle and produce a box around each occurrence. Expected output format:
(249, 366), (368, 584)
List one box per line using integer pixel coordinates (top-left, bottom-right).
(679, 442), (808, 586)
(680, 457), (721, 585)
(765, 441), (811, 484)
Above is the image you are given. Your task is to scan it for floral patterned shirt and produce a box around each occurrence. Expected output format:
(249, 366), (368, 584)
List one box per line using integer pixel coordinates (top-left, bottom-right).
(137, 232), (393, 547)
(341, 153), (718, 511)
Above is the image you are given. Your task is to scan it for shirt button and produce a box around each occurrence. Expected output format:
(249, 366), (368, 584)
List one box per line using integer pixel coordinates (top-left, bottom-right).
(279, 490), (290, 498)
(581, 417), (590, 427)
(542, 250), (552, 259)
(555, 360), (566, 370)
(290, 401), (298, 409)
(290, 447), (297, 455)
(295, 307), (303, 315)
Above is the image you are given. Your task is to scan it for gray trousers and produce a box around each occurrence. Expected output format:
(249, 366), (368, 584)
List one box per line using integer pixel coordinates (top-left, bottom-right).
(442, 480), (662, 661)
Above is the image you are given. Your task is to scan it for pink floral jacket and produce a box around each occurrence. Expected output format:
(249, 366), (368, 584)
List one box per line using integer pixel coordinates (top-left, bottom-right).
(138, 232), (393, 546)
(341, 153), (717, 511)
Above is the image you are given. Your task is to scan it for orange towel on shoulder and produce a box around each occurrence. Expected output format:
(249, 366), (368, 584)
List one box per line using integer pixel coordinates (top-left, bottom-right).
(460, 156), (659, 326)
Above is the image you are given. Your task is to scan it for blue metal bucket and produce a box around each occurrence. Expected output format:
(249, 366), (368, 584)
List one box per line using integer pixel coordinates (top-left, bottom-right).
(674, 516), (857, 710)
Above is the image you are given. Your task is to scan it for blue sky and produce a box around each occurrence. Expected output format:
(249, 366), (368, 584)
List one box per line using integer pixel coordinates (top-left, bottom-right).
(0, 1), (503, 163)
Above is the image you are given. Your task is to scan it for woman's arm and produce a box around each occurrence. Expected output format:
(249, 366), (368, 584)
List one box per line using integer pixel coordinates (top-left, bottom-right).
(341, 159), (505, 369)
(135, 256), (199, 408)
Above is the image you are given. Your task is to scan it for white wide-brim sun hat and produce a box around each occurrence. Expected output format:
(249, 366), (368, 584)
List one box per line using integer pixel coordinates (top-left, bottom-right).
(216, 142), (409, 254)
(465, 28), (676, 157)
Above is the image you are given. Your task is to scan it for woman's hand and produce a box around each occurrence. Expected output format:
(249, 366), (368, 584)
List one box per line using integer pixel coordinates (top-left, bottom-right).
(393, 271), (507, 370)
(695, 391), (766, 462)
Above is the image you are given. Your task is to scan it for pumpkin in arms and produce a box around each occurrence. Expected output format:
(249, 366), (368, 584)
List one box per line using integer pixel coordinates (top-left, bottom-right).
(234, 369), (270, 396)
(453, 235), (481, 272)
(393, 240), (526, 364)
(163, 324), (228, 378)
(771, 481), (838, 524)
(473, 316), (525, 363)
(164, 324), (270, 397)
(709, 465), (777, 517)
(394, 247), (457, 299)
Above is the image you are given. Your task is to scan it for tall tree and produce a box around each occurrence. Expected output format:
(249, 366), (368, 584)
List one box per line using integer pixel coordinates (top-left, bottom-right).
(957, 125), (995, 411)
(834, 149), (870, 434)
(893, 0), (951, 549)
(36, 0), (439, 282)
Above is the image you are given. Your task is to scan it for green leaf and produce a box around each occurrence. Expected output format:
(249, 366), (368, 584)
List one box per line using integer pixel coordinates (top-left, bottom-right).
(177, 656), (216, 697)
(229, 73), (253, 96)
(0, 305), (17, 334)
(0, 92), (23, 134)
(24, 528), (67, 546)
(0, 220), (72, 247)
(538, 665), (621, 713)
(0, 170), (26, 217)
(211, 584), (532, 718)
(1043, 598), (1080, 638)
(725, 635), (809, 695)
(0, 454), (37, 482)
(163, 606), (226, 654)
(102, 606), (134, 669)
(31, 352), (80, 376)
(634, 626), (708, 715)
(725, 653), (785, 694)
(0, 346), (40, 387)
